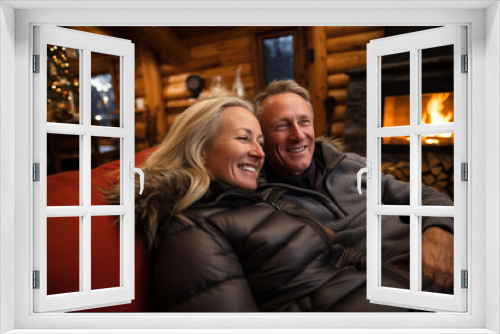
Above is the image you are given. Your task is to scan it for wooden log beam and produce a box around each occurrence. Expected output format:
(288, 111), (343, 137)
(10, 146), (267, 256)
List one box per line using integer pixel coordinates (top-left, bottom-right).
(304, 26), (328, 136)
(134, 27), (190, 66)
(162, 51), (253, 77)
(190, 36), (251, 59)
(327, 73), (349, 89)
(139, 44), (166, 142)
(109, 58), (120, 110)
(331, 122), (345, 138)
(65, 26), (117, 37)
(327, 50), (367, 74)
(135, 86), (145, 98)
(326, 29), (385, 53)
(333, 105), (346, 122)
(164, 75), (255, 100)
(135, 77), (145, 95)
(325, 26), (380, 39)
(327, 89), (347, 105)
(166, 99), (195, 109)
(164, 82), (192, 100)
(184, 26), (279, 46)
(162, 63), (252, 85)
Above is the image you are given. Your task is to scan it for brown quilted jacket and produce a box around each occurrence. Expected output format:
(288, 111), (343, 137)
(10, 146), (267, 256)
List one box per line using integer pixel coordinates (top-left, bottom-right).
(148, 182), (408, 312)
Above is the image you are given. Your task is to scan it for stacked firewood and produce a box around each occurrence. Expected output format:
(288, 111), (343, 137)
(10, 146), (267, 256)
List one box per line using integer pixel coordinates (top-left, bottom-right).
(381, 160), (410, 183)
(381, 152), (454, 199)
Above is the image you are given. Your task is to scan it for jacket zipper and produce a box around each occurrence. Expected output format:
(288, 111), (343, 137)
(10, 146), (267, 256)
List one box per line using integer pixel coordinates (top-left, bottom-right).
(266, 201), (333, 260)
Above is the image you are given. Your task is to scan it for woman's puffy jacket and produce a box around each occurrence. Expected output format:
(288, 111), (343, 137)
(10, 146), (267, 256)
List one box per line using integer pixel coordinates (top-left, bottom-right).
(148, 182), (409, 312)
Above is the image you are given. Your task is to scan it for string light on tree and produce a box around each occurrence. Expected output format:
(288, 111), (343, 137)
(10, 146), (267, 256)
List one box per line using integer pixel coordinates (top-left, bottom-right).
(47, 44), (80, 122)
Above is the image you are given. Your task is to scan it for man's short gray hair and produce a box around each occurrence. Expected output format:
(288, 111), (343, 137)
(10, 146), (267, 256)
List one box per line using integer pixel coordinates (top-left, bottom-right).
(253, 80), (314, 120)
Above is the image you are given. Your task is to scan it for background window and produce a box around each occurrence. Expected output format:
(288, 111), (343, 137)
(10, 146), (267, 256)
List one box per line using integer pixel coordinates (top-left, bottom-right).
(262, 34), (295, 84)
(256, 28), (304, 91)
(91, 73), (118, 127)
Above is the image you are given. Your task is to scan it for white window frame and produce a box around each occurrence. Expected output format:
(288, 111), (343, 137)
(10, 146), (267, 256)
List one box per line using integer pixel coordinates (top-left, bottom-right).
(365, 26), (467, 312)
(33, 26), (136, 313)
(1, 1), (499, 333)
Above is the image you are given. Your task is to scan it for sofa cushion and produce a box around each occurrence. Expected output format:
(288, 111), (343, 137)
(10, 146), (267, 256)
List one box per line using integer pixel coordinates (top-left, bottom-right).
(47, 147), (156, 312)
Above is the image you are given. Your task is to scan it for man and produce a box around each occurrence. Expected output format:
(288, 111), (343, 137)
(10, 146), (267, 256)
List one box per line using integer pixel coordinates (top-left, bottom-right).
(254, 80), (454, 290)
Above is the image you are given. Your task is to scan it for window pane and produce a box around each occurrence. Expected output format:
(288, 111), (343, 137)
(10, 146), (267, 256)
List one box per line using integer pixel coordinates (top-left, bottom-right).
(382, 52), (410, 128)
(91, 137), (120, 205)
(421, 45), (454, 125)
(47, 45), (80, 124)
(47, 134), (80, 206)
(421, 217), (454, 295)
(262, 35), (295, 85)
(47, 217), (80, 295)
(381, 215), (410, 290)
(421, 134), (454, 204)
(381, 137), (410, 205)
(91, 215), (121, 290)
(91, 52), (120, 127)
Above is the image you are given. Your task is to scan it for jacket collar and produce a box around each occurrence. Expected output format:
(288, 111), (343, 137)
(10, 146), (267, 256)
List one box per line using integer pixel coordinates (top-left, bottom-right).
(316, 138), (347, 172)
(190, 180), (263, 209)
(257, 139), (347, 219)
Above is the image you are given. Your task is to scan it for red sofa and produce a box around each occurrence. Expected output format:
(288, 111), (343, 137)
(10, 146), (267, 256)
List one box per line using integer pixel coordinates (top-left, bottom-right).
(47, 147), (156, 312)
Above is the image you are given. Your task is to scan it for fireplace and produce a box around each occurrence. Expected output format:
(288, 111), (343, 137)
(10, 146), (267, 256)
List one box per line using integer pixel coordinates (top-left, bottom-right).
(383, 92), (454, 146)
(344, 29), (455, 200)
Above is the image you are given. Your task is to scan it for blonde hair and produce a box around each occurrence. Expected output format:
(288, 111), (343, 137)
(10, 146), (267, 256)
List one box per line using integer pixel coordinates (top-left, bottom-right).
(107, 96), (255, 249)
(253, 80), (314, 120)
(143, 96), (254, 210)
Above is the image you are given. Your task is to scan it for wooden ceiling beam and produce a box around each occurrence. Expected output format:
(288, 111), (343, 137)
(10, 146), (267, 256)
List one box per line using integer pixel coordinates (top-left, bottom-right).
(133, 27), (190, 66)
(64, 26), (120, 38)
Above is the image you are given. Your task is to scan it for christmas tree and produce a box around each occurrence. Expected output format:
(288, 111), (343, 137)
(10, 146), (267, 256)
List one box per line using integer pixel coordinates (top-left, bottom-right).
(47, 45), (80, 122)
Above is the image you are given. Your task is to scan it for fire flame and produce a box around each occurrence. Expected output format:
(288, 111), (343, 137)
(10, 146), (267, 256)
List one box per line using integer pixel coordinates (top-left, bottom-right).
(422, 93), (454, 144)
(423, 93), (453, 124)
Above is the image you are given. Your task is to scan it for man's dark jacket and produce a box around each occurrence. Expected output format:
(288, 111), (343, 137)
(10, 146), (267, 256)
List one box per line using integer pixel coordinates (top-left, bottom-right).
(258, 139), (454, 266)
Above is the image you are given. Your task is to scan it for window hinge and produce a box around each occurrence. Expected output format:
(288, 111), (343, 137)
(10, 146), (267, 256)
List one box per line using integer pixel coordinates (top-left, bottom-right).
(461, 162), (468, 181)
(33, 270), (40, 289)
(33, 54), (40, 73)
(461, 270), (468, 289)
(33, 163), (40, 182)
(461, 54), (468, 73)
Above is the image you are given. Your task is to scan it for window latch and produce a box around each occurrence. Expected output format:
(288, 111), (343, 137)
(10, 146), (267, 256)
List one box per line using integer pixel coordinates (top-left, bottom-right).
(357, 162), (371, 195)
(129, 162), (144, 195)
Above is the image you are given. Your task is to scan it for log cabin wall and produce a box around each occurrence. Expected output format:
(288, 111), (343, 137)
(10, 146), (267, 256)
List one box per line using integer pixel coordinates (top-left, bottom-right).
(323, 26), (385, 142)
(160, 27), (282, 137)
(162, 26), (385, 144)
(67, 26), (385, 150)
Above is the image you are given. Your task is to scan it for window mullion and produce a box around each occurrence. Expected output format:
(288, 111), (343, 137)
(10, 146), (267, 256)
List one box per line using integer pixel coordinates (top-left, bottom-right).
(409, 47), (421, 294)
(122, 51), (135, 291)
(81, 48), (92, 295)
(365, 48), (380, 298)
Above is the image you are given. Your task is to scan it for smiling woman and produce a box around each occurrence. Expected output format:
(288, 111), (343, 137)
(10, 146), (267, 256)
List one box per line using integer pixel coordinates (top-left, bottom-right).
(202, 106), (265, 190)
